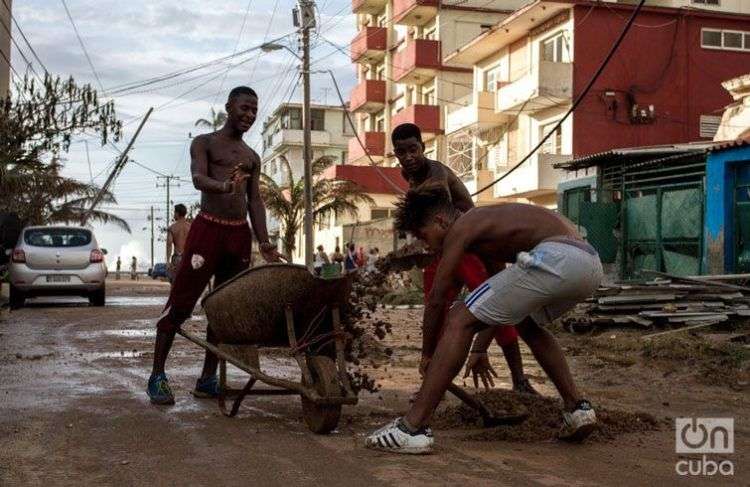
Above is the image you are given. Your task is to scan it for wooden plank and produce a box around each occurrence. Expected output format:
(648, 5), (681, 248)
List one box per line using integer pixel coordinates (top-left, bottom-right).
(598, 294), (678, 305)
(687, 273), (750, 281)
(642, 320), (725, 340)
(639, 311), (729, 318)
(641, 270), (750, 292)
(667, 314), (728, 323)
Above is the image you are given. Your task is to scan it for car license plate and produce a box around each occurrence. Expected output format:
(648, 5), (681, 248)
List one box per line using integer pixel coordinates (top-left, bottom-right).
(46, 275), (71, 283)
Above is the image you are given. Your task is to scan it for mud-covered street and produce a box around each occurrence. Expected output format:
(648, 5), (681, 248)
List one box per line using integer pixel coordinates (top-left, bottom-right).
(1, 280), (748, 486)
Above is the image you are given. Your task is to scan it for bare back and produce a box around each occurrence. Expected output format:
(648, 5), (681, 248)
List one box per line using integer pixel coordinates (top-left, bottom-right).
(191, 132), (260, 220)
(168, 219), (191, 255)
(449, 203), (580, 267)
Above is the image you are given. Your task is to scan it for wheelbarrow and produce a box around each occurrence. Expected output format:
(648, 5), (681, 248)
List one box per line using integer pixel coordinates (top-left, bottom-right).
(177, 263), (358, 434)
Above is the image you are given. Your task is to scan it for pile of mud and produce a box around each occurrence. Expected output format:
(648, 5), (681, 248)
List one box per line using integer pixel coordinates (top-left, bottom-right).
(433, 389), (661, 442)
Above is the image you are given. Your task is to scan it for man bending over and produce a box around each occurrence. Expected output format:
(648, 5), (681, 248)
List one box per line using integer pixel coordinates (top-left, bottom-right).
(366, 188), (603, 454)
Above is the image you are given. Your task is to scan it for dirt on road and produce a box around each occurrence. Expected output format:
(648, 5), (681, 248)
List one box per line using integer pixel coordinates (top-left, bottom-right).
(0, 279), (747, 486)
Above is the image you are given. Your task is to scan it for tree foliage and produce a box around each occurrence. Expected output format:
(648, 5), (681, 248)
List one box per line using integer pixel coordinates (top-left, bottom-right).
(194, 107), (227, 132)
(0, 74), (128, 231)
(260, 156), (375, 260)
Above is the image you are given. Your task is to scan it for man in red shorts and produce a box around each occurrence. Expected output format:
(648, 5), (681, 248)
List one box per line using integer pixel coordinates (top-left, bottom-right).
(423, 253), (536, 393)
(147, 86), (282, 405)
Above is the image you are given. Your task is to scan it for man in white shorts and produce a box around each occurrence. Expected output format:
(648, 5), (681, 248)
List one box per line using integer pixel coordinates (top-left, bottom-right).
(366, 187), (603, 454)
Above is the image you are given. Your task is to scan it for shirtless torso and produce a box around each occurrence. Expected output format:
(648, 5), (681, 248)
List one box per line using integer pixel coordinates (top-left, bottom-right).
(401, 159), (474, 212)
(167, 219), (191, 256)
(446, 204), (580, 268)
(191, 132), (261, 220)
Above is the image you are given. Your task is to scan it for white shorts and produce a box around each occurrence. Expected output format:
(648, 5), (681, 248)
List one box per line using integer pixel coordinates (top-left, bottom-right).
(464, 241), (603, 326)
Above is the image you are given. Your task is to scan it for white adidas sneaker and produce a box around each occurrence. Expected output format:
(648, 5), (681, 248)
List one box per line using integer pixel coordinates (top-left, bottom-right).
(559, 400), (597, 442)
(365, 418), (434, 454)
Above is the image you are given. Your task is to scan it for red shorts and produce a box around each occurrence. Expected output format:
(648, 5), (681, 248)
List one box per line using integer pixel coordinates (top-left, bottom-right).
(157, 213), (252, 333)
(423, 254), (518, 347)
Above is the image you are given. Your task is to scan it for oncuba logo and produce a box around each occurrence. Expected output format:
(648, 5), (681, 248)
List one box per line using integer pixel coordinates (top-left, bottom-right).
(675, 418), (734, 477)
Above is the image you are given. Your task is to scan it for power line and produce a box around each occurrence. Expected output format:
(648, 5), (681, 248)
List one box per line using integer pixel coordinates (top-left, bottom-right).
(248, 0), (281, 83)
(211, 0), (254, 108)
(1, 0), (47, 74)
(60, 0), (105, 92)
(472, 0), (647, 197)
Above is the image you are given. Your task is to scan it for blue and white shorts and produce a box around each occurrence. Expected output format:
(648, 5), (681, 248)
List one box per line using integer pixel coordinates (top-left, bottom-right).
(464, 241), (603, 326)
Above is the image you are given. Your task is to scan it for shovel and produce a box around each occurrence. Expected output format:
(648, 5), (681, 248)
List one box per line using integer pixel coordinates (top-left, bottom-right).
(446, 383), (528, 427)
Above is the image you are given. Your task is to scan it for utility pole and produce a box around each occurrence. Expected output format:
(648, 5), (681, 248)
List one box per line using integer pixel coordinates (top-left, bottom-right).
(82, 107), (153, 226)
(149, 206), (155, 269)
(0, 0), (11, 99)
(156, 175), (179, 262)
(299, 0), (316, 273)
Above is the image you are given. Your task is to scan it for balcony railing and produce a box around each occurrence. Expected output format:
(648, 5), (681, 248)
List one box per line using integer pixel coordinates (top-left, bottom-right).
(391, 104), (441, 138)
(350, 79), (386, 113)
(496, 61), (573, 114)
(392, 39), (441, 84)
(445, 91), (507, 134)
(348, 132), (386, 164)
(392, 0), (438, 25)
(493, 152), (570, 199)
(352, 0), (388, 15)
(350, 27), (387, 63)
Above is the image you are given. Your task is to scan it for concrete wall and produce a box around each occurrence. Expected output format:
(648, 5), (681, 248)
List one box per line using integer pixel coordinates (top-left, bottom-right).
(0, 0), (11, 99)
(703, 146), (750, 273)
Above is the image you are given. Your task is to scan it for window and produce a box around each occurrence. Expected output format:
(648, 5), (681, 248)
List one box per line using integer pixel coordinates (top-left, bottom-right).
(700, 115), (721, 138)
(24, 228), (92, 247)
(485, 66), (502, 92)
(563, 188), (591, 226)
(311, 109), (325, 131)
(375, 114), (385, 132)
(540, 122), (563, 154)
(692, 0), (719, 4)
(284, 107), (302, 129)
(376, 65), (386, 80)
(701, 28), (750, 51)
(422, 87), (435, 105)
(541, 32), (566, 63)
(371, 208), (393, 220)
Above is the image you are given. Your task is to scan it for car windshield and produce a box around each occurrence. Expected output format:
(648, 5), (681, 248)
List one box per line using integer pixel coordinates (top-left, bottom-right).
(24, 228), (92, 248)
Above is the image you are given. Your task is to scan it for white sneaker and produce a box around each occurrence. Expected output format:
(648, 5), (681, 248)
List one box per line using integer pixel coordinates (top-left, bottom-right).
(559, 400), (597, 442)
(365, 418), (434, 454)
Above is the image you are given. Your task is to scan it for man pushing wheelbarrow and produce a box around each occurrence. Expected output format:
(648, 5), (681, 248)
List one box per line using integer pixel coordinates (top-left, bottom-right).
(147, 86), (283, 405)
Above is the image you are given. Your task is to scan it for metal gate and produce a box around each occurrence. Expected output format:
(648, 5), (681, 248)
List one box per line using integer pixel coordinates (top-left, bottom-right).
(621, 156), (706, 278)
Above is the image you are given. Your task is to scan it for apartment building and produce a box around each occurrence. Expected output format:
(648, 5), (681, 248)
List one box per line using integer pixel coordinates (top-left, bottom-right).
(260, 102), (407, 262)
(442, 0), (750, 207)
(349, 0), (529, 167)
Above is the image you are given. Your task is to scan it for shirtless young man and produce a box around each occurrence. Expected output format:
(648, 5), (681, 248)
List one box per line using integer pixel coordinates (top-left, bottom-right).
(166, 204), (191, 282)
(392, 123), (535, 394)
(366, 187), (603, 454)
(147, 86), (282, 405)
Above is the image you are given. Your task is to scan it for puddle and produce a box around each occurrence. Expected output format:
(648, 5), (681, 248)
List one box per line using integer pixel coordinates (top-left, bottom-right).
(107, 296), (167, 307)
(77, 328), (156, 339)
(80, 351), (145, 360)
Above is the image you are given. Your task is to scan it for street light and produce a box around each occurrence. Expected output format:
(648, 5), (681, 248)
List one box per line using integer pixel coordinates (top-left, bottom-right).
(260, 42), (300, 59)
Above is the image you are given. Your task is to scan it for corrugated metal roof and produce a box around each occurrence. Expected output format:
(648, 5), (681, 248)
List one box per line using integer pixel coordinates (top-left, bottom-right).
(556, 140), (749, 171)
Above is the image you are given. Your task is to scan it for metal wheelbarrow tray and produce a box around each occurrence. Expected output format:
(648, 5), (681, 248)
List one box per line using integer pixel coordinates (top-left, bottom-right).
(177, 263), (357, 434)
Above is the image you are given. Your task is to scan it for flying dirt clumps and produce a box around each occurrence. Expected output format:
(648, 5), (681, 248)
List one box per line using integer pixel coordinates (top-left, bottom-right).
(432, 389), (661, 442)
(376, 241), (434, 274)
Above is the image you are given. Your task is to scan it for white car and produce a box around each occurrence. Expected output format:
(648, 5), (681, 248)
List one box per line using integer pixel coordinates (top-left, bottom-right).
(8, 226), (107, 308)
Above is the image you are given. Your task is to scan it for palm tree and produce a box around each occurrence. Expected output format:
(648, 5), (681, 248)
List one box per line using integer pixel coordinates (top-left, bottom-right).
(260, 155), (375, 260)
(194, 107), (228, 132)
(1, 158), (130, 232)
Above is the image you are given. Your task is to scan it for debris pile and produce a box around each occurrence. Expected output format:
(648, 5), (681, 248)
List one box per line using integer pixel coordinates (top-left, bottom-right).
(376, 241), (433, 274)
(433, 389), (661, 442)
(563, 273), (750, 333)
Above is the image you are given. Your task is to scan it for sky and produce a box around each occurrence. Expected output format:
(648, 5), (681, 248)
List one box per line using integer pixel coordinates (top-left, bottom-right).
(7, 0), (357, 269)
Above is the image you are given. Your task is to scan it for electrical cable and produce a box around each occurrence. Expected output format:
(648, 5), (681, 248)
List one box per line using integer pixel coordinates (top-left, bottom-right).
(60, 0), (105, 92)
(471, 0), (648, 197)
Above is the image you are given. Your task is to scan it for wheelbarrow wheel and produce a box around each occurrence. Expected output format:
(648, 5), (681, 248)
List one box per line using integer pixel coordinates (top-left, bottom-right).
(301, 356), (342, 434)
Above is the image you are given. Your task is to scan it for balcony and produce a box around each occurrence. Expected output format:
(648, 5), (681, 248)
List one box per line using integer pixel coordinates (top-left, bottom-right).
(352, 0), (387, 15)
(392, 39), (441, 84)
(267, 129), (331, 153)
(323, 164), (408, 195)
(348, 132), (386, 164)
(350, 79), (386, 113)
(351, 27), (387, 63)
(493, 153), (570, 199)
(393, 0), (438, 26)
(496, 62), (573, 114)
(445, 91), (508, 134)
(391, 104), (441, 139)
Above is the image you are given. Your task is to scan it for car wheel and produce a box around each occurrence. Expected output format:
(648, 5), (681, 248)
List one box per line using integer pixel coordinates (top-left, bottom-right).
(9, 284), (25, 309)
(89, 286), (106, 307)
